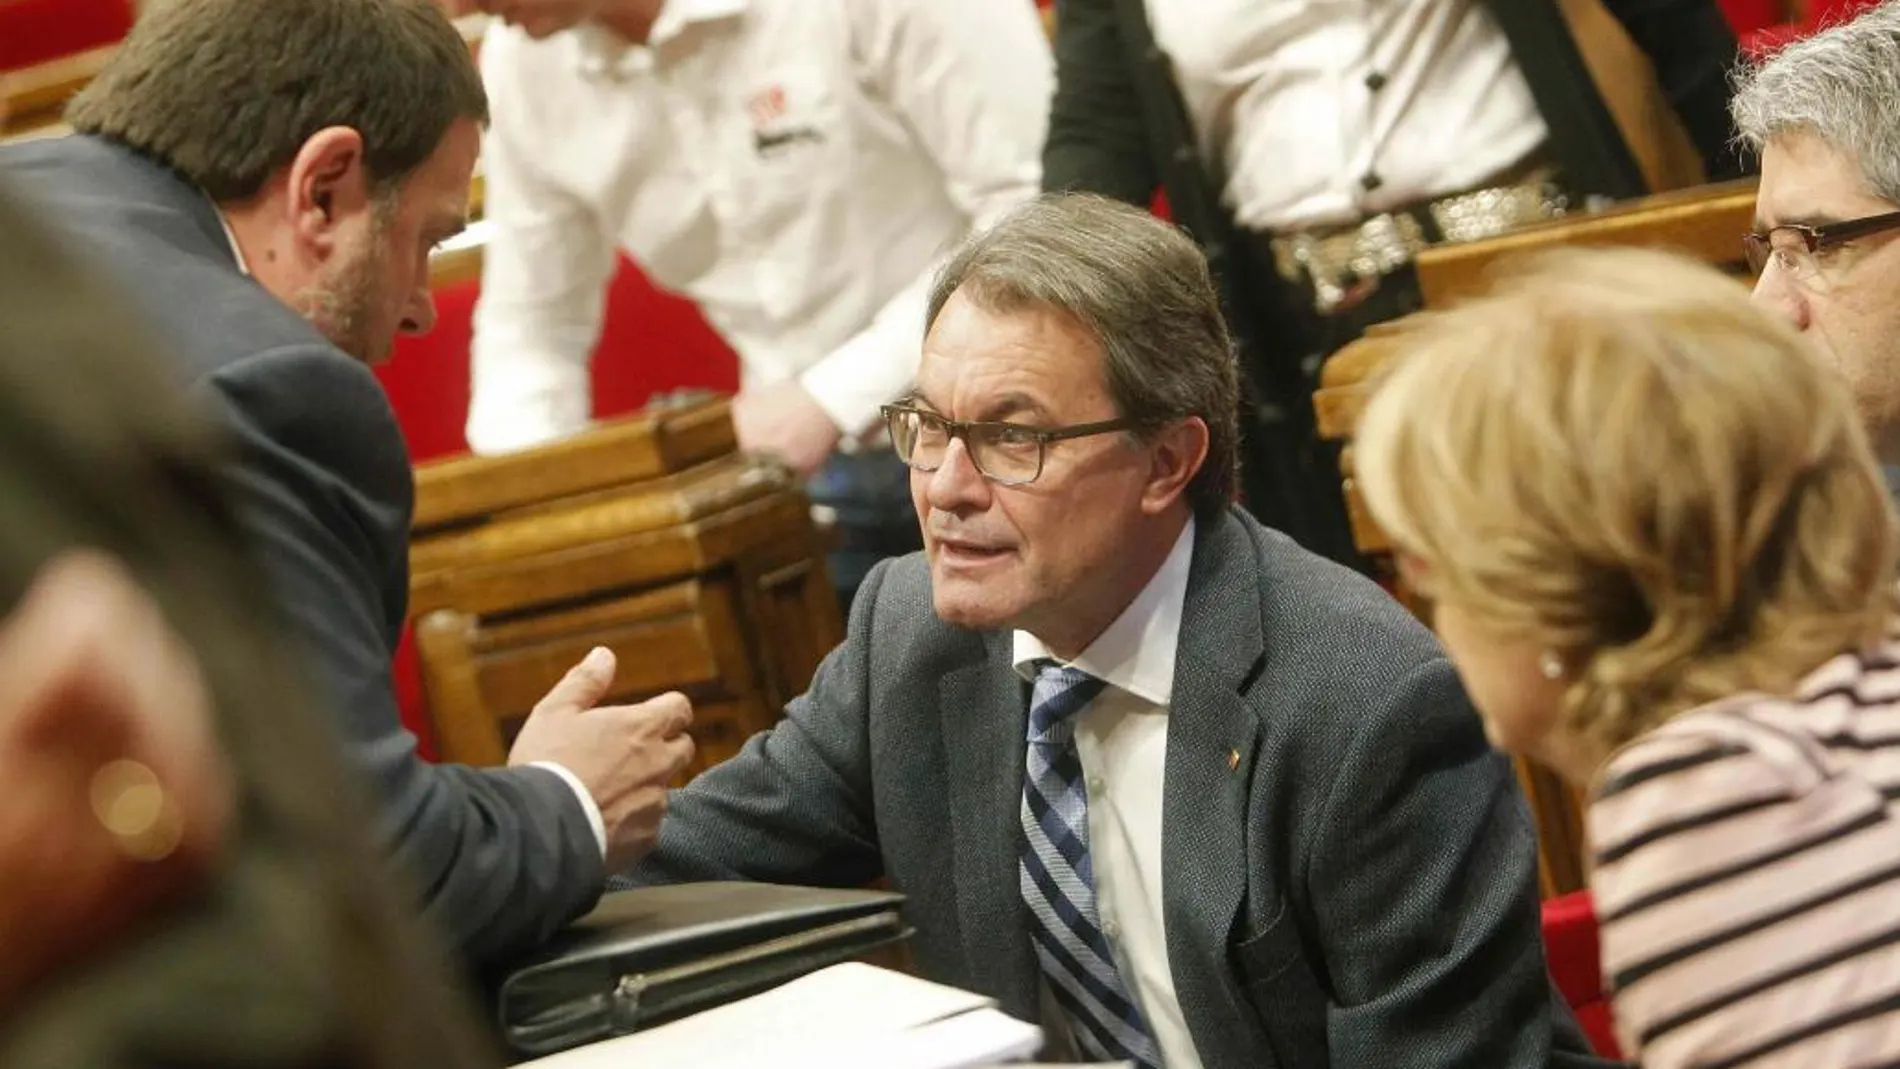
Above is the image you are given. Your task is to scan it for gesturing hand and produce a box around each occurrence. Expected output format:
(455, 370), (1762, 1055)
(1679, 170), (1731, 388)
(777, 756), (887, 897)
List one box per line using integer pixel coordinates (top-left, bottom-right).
(509, 647), (696, 871)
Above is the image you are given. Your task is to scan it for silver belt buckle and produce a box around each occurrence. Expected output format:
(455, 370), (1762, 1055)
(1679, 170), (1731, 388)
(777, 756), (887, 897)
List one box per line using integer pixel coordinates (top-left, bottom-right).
(1428, 167), (1571, 245)
(1270, 167), (1571, 316)
(1271, 212), (1425, 315)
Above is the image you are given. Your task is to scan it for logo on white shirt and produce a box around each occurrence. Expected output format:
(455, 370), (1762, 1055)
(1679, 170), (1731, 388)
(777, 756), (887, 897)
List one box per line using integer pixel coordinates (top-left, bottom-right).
(746, 81), (823, 157)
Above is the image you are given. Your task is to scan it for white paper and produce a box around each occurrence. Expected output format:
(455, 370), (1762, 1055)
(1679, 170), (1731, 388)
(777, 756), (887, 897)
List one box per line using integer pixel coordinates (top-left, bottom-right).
(822, 1007), (1043, 1069)
(516, 962), (1042, 1069)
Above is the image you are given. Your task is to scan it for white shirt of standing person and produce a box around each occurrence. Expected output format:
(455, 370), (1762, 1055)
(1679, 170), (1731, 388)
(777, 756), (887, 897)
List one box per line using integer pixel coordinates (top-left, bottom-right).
(1146, 0), (1550, 232)
(466, 0), (1053, 471)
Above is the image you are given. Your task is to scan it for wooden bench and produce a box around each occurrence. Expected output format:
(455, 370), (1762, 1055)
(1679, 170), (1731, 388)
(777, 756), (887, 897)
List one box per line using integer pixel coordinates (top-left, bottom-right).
(1311, 178), (1759, 898)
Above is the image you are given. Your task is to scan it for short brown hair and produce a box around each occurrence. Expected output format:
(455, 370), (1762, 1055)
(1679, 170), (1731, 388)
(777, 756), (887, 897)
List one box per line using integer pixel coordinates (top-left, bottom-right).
(68, 0), (487, 202)
(926, 193), (1241, 519)
(1355, 247), (1896, 760)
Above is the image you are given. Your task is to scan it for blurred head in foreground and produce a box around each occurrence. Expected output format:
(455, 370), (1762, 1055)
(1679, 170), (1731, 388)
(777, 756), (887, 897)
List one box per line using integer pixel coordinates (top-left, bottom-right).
(1355, 247), (1896, 783)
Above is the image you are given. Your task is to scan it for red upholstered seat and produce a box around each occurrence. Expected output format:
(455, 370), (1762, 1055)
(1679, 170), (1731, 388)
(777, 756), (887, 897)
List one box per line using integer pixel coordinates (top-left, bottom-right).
(1719, 0), (1786, 36)
(1542, 890), (1623, 1060)
(380, 255), (739, 752)
(1740, 0), (1881, 55)
(0, 0), (132, 71)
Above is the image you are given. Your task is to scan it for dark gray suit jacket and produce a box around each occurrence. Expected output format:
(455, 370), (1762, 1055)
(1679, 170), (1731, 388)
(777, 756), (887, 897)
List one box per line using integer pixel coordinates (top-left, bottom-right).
(633, 508), (1613, 1068)
(0, 135), (603, 968)
(0, 174), (497, 1069)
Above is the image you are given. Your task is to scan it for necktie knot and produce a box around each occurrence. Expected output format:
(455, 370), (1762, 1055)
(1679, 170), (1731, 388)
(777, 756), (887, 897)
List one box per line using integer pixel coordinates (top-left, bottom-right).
(1027, 660), (1107, 744)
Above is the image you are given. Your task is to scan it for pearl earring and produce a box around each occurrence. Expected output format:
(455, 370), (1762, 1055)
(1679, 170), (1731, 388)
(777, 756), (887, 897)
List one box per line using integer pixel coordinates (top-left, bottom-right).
(1539, 650), (1564, 680)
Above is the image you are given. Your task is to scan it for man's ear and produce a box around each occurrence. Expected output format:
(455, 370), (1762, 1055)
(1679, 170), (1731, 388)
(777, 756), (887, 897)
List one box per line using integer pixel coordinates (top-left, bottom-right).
(1139, 415), (1209, 515)
(284, 126), (372, 258)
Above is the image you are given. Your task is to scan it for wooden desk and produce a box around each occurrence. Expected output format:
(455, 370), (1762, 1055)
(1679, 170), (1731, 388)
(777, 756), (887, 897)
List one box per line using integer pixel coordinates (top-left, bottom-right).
(409, 397), (843, 779)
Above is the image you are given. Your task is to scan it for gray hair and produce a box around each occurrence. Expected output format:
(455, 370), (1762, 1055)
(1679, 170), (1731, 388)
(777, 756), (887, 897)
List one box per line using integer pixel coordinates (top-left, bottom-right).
(925, 193), (1240, 519)
(1730, 1), (1900, 204)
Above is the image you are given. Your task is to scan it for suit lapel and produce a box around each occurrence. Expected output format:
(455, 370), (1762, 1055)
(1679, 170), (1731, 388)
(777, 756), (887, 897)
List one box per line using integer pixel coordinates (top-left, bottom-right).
(939, 630), (1040, 1020)
(1164, 512), (1268, 1060)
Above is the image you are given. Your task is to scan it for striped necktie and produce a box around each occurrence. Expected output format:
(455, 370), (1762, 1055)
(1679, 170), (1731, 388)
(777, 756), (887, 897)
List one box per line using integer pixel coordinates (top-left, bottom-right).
(1019, 660), (1163, 1068)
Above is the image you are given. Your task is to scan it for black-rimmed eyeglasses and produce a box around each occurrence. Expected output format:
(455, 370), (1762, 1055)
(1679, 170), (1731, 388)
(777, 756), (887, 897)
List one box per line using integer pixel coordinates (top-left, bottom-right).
(880, 404), (1136, 486)
(1744, 209), (1900, 289)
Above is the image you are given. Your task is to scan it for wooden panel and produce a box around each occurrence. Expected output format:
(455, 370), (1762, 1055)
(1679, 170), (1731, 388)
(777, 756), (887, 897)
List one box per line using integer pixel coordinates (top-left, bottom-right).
(0, 44), (111, 136)
(414, 608), (509, 768)
(412, 397), (739, 533)
(1414, 179), (1758, 308)
(1517, 759), (1591, 899)
(678, 699), (776, 782)
(470, 577), (755, 716)
(740, 555), (845, 711)
(411, 490), (811, 620)
(1311, 323), (1414, 443)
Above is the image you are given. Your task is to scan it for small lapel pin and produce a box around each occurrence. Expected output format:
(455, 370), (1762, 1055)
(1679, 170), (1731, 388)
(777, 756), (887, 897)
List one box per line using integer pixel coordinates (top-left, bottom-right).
(1227, 748), (1240, 772)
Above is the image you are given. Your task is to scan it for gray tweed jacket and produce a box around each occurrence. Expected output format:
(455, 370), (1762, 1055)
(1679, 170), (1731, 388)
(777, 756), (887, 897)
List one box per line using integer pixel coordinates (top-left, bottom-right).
(632, 506), (1613, 1068)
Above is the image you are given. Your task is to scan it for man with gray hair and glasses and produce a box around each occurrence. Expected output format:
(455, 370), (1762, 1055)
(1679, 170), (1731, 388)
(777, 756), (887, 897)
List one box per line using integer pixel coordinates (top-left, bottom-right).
(1738, 1), (1900, 471)
(628, 193), (1610, 1068)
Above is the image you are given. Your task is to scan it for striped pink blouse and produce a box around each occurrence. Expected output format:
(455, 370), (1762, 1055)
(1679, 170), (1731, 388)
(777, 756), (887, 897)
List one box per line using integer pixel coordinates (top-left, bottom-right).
(1588, 641), (1900, 1068)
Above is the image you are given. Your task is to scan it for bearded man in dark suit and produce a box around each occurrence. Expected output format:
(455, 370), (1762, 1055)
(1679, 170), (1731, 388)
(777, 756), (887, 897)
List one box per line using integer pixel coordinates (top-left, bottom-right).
(0, 0), (694, 968)
(0, 171), (496, 1067)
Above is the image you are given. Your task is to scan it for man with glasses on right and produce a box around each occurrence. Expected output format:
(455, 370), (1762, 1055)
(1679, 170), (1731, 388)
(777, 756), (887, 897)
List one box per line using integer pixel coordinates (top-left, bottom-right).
(1738, 0), (1900, 475)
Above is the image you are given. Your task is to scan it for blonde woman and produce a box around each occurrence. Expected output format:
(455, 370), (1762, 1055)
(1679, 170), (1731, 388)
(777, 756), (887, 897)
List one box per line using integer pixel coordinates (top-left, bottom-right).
(1354, 246), (1900, 1068)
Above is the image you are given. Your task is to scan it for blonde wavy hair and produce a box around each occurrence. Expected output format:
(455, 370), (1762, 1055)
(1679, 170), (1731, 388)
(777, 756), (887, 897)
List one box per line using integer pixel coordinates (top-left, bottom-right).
(1355, 247), (1897, 763)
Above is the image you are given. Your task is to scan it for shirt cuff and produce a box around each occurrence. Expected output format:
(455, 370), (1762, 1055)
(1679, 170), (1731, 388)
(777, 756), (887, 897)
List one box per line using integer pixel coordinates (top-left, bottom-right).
(465, 345), (594, 454)
(530, 760), (608, 860)
(798, 336), (920, 438)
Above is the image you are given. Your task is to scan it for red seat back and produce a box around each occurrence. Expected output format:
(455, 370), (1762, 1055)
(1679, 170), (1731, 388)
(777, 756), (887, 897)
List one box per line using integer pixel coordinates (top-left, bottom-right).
(1542, 890), (1623, 1060)
(0, 0), (132, 71)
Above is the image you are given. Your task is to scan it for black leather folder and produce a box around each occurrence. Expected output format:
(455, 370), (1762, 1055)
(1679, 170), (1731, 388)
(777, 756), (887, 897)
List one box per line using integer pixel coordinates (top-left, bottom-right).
(495, 882), (911, 1058)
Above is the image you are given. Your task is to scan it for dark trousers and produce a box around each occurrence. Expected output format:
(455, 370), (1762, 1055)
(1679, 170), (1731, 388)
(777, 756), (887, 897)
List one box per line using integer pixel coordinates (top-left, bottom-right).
(1232, 262), (1427, 573)
(806, 447), (922, 615)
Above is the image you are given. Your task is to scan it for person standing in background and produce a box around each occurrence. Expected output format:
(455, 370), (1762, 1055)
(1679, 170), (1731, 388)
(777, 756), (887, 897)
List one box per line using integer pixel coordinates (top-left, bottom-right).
(1043, 0), (1747, 567)
(464, 0), (1052, 610)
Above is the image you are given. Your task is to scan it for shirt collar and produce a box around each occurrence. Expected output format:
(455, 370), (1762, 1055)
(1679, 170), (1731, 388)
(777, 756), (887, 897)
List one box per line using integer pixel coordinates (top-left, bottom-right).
(573, 0), (748, 79)
(212, 200), (250, 276)
(1012, 516), (1197, 707)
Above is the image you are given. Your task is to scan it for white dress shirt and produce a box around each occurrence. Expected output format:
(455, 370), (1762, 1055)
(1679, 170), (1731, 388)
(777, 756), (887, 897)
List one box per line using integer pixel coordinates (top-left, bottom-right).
(1013, 517), (1201, 1069)
(1146, 0), (1549, 231)
(466, 0), (1052, 454)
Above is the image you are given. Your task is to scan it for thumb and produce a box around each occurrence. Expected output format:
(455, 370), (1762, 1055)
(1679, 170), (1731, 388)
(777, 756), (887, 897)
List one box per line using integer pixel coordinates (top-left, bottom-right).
(538, 646), (616, 714)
